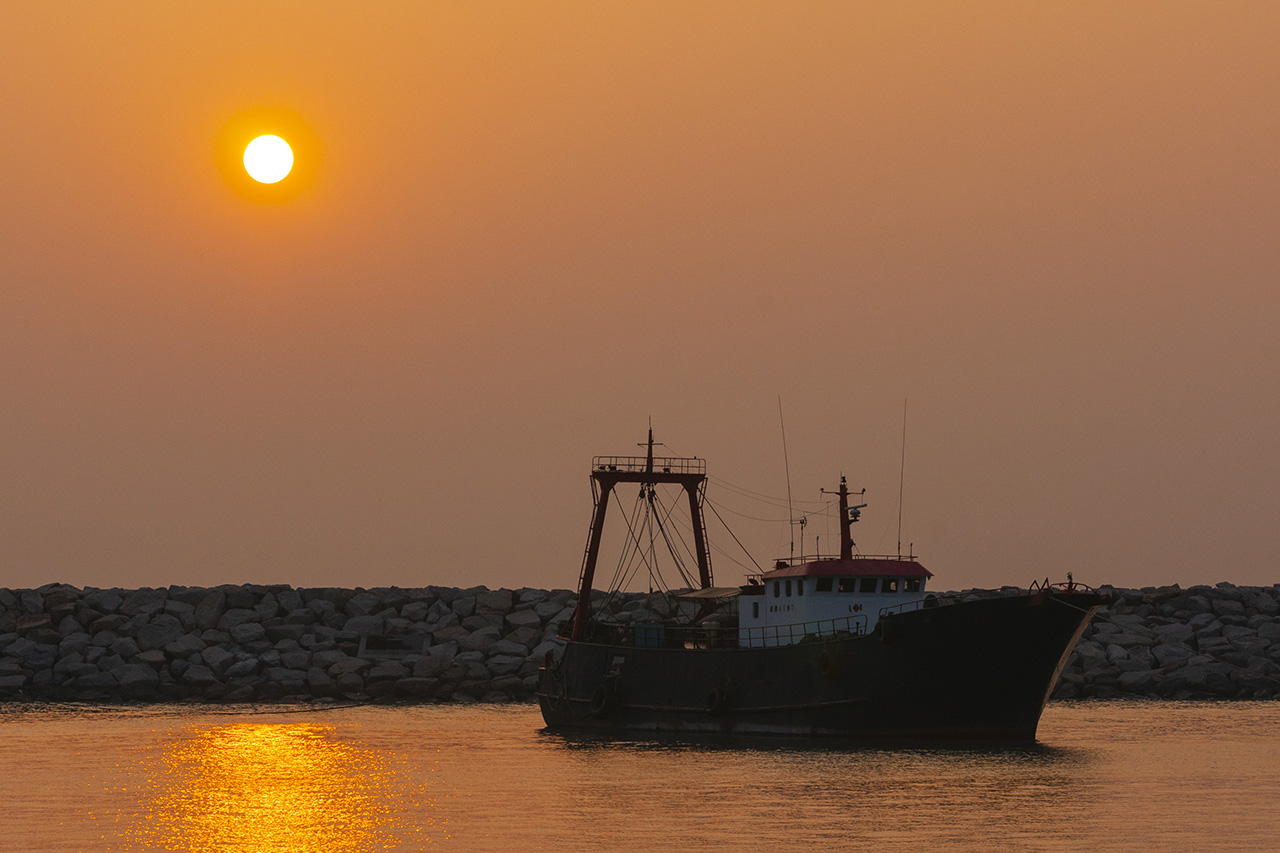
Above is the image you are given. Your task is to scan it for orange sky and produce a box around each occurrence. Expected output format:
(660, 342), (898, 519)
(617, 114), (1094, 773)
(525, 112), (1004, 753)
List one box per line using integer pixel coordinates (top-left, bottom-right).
(2, 2), (1278, 592)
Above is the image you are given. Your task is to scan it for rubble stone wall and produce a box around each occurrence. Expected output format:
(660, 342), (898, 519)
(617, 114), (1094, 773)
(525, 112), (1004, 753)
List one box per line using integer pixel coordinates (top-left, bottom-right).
(0, 581), (1276, 704)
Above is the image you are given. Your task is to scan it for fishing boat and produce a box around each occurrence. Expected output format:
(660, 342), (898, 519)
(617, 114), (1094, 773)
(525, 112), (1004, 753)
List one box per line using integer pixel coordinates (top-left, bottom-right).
(536, 433), (1107, 740)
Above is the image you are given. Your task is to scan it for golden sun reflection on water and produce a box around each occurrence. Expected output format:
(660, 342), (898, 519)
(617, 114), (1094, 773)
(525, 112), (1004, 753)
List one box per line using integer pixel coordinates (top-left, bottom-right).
(123, 723), (433, 852)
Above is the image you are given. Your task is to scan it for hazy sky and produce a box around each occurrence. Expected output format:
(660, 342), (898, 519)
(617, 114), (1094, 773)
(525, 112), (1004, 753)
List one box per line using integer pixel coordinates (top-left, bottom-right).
(2, 2), (1277, 593)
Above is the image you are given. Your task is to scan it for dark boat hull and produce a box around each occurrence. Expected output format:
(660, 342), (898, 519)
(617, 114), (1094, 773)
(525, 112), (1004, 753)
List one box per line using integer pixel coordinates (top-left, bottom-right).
(536, 591), (1100, 740)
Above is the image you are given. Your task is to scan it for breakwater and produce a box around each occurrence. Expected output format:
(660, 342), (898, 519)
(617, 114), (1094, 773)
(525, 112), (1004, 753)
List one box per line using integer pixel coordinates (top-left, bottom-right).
(1, 582), (1277, 703)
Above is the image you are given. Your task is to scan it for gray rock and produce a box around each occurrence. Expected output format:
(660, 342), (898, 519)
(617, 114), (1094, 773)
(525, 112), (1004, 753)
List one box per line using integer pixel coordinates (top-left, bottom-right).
(345, 592), (382, 618)
(58, 636), (91, 658)
(426, 641), (459, 659)
(194, 589), (226, 631)
(181, 665), (219, 687)
(306, 667), (334, 693)
(72, 671), (119, 690)
(202, 646), (235, 674)
(345, 615), (384, 635)
(1257, 622), (1280, 643)
(534, 600), (564, 620)
(1118, 670), (1159, 692)
(413, 655), (451, 678)
(476, 589), (513, 615)
(1231, 637), (1271, 656)
(266, 667), (307, 688)
(230, 623), (267, 644)
(110, 636), (141, 658)
(116, 664), (160, 690)
(311, 649), (348, 668)
(255, 593), (280, 621)
(1183, 595), (1212, 614)
(1212, 598), (1246, 617)
(53, 653), (87, 673)
(487, 654), (524, 676)
(164, 600), (197, 623)
(84, 590), (124, 613)
(90, 614), (130, 634)
(1198, 636), (1232, 655)
(1152, 643), (1194, 667)
(366, 662), (410, 682)
(531, 640), (562, 659)
(1106, 633), (1154, 648)
(395, 677), (437, 697)
(137, 615), (185, 651)
(1152, 623), (1194, 644)
(452, 596), (477, 619)
(402, 601), (431, 622)
(1222, 625), (1256, 641)
(1104, 644), (1129, 662)
(276, 588), (303, 613)
(505, 609), (542, 631)
(280, 650), (311, 670)
(217, 609), (259, 632)
(224, 659), (259, 678)
(0, 674), (27, 691)
(120, 589), (167, 616)
(335, 672), (365, 694)
(328, 658), (372, 676)
(488, 639), (529, 657)
(506, 626), (541, 649)
(1188, 612), (1217, 630)
(281, 609), (319, 627)
(163, 633), (206, 658)
(1073, 641), (1107, 670)
(133, 649), (167, 669)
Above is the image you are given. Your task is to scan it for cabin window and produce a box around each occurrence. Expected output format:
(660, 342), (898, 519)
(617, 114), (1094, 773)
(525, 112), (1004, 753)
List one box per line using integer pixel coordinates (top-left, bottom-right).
(882, 578), (899, 593)
(860, 577), (878, 593)
(752, 602), (760, 618)
(905, 578), (922, 593)
(785, 579), (792, 597)
(797, 579), (804, 596)
(816, 578), (833, 592)
(838, 578), (858, 593)
(773, 581), (780, 598)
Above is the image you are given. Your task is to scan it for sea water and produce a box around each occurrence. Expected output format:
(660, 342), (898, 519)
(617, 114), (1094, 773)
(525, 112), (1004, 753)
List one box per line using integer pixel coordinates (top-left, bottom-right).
(1, 701), (1276, 852)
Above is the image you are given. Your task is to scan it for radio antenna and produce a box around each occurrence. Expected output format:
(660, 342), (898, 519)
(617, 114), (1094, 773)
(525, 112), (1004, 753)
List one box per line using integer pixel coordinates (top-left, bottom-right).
(778, 396), (796, 561)
(897, 398), (907, 558)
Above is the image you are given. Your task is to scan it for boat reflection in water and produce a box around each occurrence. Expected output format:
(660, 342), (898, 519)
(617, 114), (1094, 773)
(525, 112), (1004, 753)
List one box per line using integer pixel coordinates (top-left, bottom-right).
(124, 722), (434, 852)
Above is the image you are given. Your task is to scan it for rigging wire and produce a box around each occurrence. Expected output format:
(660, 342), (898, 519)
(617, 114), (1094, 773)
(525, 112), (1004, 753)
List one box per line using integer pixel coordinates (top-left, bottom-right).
(707, 476), (829, 510)
(703, 498), (765, 573)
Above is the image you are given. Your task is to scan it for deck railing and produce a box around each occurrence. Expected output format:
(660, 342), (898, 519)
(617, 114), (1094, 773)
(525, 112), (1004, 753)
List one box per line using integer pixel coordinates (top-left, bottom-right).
(592, 455), (706, 475)
(878, 593), (958, 618)
(586, 613), (867, 650)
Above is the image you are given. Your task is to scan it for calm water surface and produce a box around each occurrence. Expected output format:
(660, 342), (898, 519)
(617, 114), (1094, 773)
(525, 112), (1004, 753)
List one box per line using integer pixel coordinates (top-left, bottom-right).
(0, 700), (1276, 851)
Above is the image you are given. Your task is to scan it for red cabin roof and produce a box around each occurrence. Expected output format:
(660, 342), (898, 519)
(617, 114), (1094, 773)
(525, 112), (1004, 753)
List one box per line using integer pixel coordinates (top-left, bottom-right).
(762, 558), (932, 580)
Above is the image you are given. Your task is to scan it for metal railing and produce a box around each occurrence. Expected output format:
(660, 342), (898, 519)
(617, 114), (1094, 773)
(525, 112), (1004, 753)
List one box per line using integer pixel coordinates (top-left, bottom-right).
(584, 613), (867, 650)
(878, 593), (959, 618)
(766, 552), (917, 569)
(592, 455), (706, 475)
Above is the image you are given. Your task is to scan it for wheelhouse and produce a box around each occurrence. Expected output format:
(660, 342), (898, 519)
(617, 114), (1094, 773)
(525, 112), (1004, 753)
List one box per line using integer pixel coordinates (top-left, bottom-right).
(738, 557), (932, 647)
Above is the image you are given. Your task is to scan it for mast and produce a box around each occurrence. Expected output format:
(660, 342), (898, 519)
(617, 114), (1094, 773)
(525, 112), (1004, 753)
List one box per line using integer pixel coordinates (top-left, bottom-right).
(569, 433), (712, 641)
(835, 475), (866, 561)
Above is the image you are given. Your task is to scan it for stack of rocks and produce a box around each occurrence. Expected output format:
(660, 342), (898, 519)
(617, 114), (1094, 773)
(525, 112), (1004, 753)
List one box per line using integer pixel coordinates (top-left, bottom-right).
(0, 584), (583, 703)
(2, 581), (1277, 703)
(1052, 583), (1280, 700)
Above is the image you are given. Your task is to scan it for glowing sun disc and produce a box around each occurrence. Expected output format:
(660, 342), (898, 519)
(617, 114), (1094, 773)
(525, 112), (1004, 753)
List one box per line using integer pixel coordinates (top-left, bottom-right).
(243, 135), (294, 183)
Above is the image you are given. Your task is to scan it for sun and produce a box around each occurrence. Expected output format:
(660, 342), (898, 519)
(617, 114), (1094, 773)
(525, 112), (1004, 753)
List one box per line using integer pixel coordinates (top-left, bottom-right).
(243, 135), (294, 184)
(216, 107), (318, 201)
